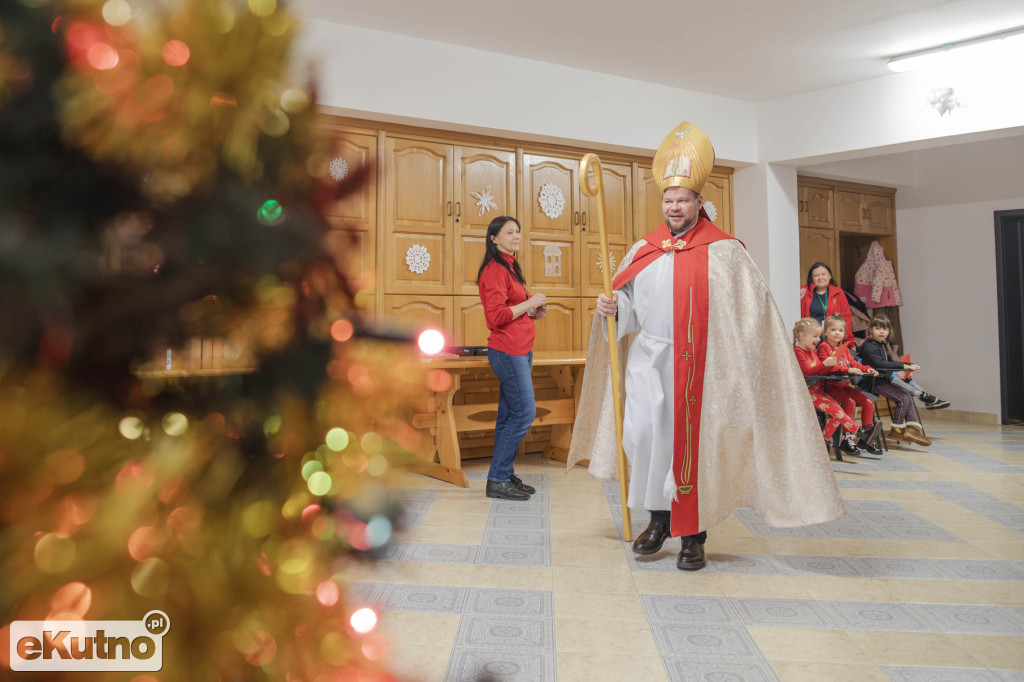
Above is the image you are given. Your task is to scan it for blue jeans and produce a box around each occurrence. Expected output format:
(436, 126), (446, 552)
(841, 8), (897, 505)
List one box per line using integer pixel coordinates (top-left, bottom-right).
(487, 348), (536, 482)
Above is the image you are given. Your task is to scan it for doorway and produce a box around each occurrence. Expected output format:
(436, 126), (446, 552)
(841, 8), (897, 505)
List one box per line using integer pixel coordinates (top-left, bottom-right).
(995, 209), (1024, 424)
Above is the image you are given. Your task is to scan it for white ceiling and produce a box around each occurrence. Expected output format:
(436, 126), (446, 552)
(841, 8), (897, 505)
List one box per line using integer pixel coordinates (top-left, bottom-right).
(290, 0), (1024, 102)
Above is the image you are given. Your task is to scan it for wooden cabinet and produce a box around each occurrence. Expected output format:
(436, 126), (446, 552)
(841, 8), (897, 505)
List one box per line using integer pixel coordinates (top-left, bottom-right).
(798, 185), (832, 229)
(381, 294), (452, 339)
(453, 295), (489, 347)
(799, 227), (838, 282)
(521, 154), (582, 296)
(533, 298), (583, 352)
(384, 138), (516, 297)
(317, 126), (377, 288)
(837, 190), (893, 235)
(580, 161), (632, 297)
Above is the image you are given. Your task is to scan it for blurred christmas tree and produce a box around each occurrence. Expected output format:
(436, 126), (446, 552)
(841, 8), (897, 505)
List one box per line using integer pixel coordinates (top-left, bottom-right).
(0, 0), (427, 679)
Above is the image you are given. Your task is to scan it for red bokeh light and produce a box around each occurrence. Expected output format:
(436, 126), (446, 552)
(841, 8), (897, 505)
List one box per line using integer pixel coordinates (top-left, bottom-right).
(161, 40), (190, 67)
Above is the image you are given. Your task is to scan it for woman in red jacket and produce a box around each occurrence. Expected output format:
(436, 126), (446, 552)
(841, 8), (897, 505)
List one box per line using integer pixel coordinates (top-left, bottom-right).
(477, 216), (547, 501)
(817, 314), (882, 456)
(800, 262), (853, 344)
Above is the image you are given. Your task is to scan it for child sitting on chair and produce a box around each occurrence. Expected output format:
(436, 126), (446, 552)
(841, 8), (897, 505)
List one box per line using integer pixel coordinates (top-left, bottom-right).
(859, 315), (933, 446)
(793, 318), (873, 450)
(817, 314), (882, 456)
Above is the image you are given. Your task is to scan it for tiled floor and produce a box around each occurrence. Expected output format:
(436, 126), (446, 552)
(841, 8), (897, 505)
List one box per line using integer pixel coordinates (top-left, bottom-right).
(343, 421), (1024, 681)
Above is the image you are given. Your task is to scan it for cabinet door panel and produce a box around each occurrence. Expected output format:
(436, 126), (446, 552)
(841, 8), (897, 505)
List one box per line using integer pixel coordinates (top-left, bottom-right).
(700, 172), (733, 234)
(837, 191), (865, 233)
(386, 138), (452, 234)
(523, 155), (579, 296)
(581, 297), (598, 354)
(799, 227), (837, 284)
(639, 167), (664, 238)
(533, 298), (582, 352)
(387, 233), (448, 294)
(381, 295), (453, 340)
(864, 195), (893, 235)
(324, 224), (372, 284)
(798, 186), (833, 229)
(454, 147), (515, 295)
(319, 130), (377, 231)
(581, 240), (630, 298)
(583, 162), (631, 241)
(453, 296), (489, 347)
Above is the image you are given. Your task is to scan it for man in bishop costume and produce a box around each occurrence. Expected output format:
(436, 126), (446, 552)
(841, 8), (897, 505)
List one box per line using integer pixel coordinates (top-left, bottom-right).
(568, 121), (844, 570)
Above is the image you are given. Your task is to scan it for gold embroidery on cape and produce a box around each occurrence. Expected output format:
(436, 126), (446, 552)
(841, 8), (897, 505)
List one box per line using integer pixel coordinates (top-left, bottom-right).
(661, 239), (688, 251)
(681, 286), (695, 489)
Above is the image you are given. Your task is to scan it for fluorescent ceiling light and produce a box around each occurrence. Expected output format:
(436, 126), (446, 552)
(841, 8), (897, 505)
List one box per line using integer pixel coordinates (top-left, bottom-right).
(887, 26), (1024, 73)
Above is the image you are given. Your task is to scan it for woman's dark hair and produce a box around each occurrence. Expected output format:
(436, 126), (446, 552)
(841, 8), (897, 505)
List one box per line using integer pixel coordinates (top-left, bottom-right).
(806, 261), (835, 287)
(477, 216), (525, 285)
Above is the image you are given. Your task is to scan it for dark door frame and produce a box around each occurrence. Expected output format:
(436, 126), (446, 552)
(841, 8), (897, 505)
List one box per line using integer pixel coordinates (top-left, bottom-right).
(994, 209), (1024, 425)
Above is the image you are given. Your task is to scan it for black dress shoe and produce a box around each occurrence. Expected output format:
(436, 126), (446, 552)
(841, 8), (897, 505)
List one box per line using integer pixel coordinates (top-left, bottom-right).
(632, 520), (672, 555)
(509, 474), (536, 494)
(858, 439), (883, 455)
(677, 540), (706, 570)
(839, 437), (860, 456)
(486, 479), (531, 501)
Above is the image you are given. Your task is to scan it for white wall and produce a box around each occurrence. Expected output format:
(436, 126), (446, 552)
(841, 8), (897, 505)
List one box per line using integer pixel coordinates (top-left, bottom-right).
(297, 19), (758, 163)
(803, 136), (1024, 420)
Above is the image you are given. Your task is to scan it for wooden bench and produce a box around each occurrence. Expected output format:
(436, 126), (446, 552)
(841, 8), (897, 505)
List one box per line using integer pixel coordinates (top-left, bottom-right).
(410, 351), (586, 487)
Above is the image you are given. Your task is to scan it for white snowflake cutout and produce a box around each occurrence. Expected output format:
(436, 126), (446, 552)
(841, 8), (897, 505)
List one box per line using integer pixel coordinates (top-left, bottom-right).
(596, 251), (617, 273)
(472, 185), (497, 216)
(538, 183), (565, 220)
(405, 244), (431, 275)
(704, 200), (718, 223)
(328, 157), (349, 181)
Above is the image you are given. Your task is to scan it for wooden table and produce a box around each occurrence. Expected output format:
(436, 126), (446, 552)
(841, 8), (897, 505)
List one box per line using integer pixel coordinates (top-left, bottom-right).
(410, 351), (586, 487)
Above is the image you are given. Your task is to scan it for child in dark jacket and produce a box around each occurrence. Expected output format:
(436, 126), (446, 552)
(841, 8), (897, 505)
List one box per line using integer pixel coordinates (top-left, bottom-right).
(860, 315), (931, 446)
(817, 314), (882, 456)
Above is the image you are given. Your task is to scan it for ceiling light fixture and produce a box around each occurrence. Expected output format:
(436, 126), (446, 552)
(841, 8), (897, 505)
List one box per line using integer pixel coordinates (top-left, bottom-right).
(887, 26), (1024, 73)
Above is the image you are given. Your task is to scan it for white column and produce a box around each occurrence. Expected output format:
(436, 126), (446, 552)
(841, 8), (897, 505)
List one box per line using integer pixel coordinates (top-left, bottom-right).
(733, 164), (801, 326)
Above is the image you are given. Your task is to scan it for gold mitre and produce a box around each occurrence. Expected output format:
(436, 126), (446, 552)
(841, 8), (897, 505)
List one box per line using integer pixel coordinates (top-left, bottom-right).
(652, 121), (715, 194)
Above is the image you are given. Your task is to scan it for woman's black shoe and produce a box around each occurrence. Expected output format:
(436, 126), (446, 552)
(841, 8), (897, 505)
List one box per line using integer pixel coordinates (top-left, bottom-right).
(486, 479), (531, 500)
(509, 474), (536, 494)
(858, 439), (883, 455)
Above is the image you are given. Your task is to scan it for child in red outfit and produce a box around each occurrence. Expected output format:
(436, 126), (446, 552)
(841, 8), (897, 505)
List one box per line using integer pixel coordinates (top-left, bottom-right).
(817, 314), (882, 456)
(793, 318), (862, 447)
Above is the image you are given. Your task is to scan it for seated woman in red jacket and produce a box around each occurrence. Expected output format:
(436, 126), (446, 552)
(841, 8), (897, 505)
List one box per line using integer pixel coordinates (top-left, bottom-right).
(793, 318), (872, 448)
(477, 216), (548, 501)
(800, 262), (853, 344)
(817, 314), (882, 456)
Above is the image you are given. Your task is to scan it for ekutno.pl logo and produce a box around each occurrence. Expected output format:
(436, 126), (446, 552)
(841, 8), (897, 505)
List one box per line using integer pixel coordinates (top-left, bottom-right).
(9, 610), (169, 672)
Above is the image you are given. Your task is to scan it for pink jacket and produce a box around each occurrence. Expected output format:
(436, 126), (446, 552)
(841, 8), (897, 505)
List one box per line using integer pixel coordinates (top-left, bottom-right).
(854, 241), (902, 308)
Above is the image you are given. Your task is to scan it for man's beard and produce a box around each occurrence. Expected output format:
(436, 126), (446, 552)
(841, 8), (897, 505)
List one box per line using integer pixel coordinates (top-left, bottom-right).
(667, 215), (697, 234)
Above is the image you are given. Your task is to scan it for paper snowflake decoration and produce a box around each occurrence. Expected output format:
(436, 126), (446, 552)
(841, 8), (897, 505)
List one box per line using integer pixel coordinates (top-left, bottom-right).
(472, 185), (497, 216)
(927, 87), (962, 116)
(405, 244), (431, 275)
(538, 183), (565, 220)
(704, 200), (718, 223)
(328, 157), (349, 181)
(596, 252), (617, 273)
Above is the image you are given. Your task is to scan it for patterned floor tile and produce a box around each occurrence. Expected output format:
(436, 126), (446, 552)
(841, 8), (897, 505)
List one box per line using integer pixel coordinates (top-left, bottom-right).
(820, 601), (937, 632)
(859, 557), (949, 580)
(844, 500), (907, 511)
(477, 545), (551, 567)
(651, 624), (767, 664)
(466, 588), (553, 617)
(911, 603), (1024, 635)
(780, 555), (873, 578)
(881, 665), (1003, 681)
(345, 581), (385, 606)
(880, 524), (963, 542)
(666, 660), (780, 682)
(445, 647), (555, 682)
(708, 554), (791, 576)
(491, 500), (548, 517)
(487, 514), (548, 530)
(939, 559), (1024, 582)
(483, 529), (551, 547)
(642, 594), (741, 625)
(401, 543), (478, 564)
(379, 583), (469, 613)
(453, 615), (554, 650)
(731, 597), (838, 628)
